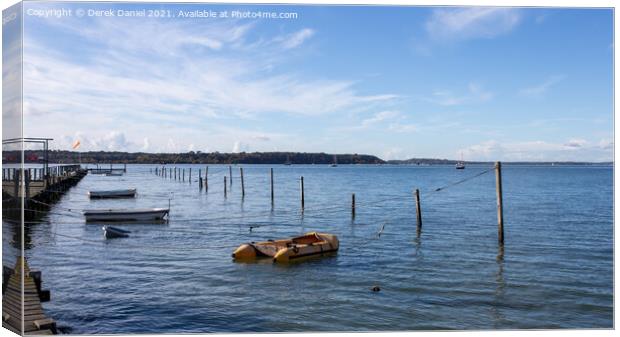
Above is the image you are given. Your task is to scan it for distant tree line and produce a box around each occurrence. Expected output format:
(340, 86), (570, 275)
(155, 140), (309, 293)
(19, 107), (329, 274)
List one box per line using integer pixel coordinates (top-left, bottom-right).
(10, 150), (385, 165)
(2, 150), (610, 165)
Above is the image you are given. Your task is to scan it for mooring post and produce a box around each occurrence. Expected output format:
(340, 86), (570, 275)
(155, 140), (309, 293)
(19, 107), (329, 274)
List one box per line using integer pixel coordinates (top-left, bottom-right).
(183, 169), (185, 182)
(205, 166), (209, 190)
(300, 176), (305, 209)
(124, 163), (127, 172)
(415, 189), (422, 230)
(240, 167), (245, 197)
(189, 168), (192, 184)
(270, 168), (274, 204)
(229, 166), (233, 185)
(495, 161), (504, 244)
(352, 193), (356, 218)
(224, 176), (227, 197)
(199, 169), (202, 189)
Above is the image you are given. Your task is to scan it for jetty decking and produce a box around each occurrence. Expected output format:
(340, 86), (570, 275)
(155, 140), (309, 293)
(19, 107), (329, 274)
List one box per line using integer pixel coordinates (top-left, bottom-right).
(87, 164), (126, 175)
(2, 257), (56, 335)
(2, 165), (86, 201)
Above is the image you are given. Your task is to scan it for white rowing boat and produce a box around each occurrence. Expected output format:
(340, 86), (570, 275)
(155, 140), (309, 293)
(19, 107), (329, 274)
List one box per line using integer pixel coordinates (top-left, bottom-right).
(102, 226), (131, 239)
(88, 189), (137, 199)
(84, 208), (169, 222)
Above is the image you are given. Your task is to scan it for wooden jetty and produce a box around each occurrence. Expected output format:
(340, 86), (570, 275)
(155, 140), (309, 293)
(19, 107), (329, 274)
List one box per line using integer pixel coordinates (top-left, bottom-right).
(87, 163), (126, 175)
(2, 165), (87, 208)
(2, 257), (56, 335)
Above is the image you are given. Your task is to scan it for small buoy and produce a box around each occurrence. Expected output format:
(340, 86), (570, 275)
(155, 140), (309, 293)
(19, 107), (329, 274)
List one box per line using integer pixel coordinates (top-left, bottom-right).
(371, 286), (381, 292)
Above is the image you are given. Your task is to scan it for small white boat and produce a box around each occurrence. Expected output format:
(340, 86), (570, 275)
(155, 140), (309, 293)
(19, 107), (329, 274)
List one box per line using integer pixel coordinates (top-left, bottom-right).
(102, 226), (131, 239)
(84, 208), (169, 222)
(88, 189), (136, 199)
(331, 155), (338, 167)
(455, 152), (465, 169)
(105, 172), (123, 176)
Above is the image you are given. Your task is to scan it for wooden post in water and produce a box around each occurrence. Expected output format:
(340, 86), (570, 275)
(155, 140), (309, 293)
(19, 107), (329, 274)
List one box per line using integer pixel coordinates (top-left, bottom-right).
(183, 169), (185, 182)
(205, 166), (209, 190)
(199, 169), (202, 189)
(189, 168), (192, 184)
(240, 167), (245, 197)
(415, 189), (422, 230)
(270, 168), (274, 204)
(229, 166), (233, 185)
(352, 193), (356, 218)
(224, 176), (227, 197)
(495, 161), (504, 244)
(300, 176), (305, 209)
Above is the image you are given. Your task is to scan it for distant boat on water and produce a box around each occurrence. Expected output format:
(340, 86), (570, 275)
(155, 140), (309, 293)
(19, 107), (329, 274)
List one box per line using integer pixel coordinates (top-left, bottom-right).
(331, 155), (338, 167)
(284, 154), (292, 166)
(456, 153), (465, 170)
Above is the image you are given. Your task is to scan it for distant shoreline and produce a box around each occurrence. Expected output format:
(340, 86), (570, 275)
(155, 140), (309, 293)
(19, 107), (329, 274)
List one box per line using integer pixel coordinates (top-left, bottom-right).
(3, 150), (613, 166)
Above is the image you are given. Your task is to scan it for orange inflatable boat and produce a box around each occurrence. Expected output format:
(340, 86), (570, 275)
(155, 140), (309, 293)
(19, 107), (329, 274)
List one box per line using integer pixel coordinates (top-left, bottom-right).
(232, 232), (339, 263)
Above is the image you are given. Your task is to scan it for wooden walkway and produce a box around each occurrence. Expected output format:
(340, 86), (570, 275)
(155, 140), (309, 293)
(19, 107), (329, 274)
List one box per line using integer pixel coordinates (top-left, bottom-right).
(2, 165), (85, 199)
(2, 257), (56, 335)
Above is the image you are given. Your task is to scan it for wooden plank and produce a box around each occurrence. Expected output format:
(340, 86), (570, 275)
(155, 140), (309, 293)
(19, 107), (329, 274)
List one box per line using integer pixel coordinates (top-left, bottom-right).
(3, 257), (55, 335)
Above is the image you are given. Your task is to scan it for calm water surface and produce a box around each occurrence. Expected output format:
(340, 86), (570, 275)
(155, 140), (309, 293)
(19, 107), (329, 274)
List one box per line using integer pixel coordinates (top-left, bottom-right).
(2, 164), (613, 333)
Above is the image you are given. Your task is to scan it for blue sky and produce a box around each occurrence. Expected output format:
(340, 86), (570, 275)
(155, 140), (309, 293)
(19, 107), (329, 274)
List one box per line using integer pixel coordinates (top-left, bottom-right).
(17, 2), (613, 161)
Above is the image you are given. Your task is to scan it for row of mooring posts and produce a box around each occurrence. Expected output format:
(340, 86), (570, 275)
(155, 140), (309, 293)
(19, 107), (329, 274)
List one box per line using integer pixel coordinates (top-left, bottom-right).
(412, 161), (504, 244)
(152, 161), (505, 243)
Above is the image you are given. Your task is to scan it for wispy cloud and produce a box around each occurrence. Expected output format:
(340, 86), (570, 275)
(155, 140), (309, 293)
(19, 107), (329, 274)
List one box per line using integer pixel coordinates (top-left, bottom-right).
(22, 15), (397, 152)
(280, 28), (315, 49)
(425, 7), (521, 41)
(360, 110), (400, 127)
(428, 82), (493, 106)
(519, 75), (566, 97)
(459, 138), (612, 162)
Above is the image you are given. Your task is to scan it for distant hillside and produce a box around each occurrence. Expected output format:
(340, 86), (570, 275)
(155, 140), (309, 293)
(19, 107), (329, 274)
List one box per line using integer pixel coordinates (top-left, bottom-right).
(387, 158), (613, 166)
(11, 150), (385, 165)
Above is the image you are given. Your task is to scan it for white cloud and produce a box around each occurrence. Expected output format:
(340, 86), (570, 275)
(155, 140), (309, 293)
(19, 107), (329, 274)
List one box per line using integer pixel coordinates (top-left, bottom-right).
(361, 110), (400, 127)
(388, 123), (417, 133)
(426, 7), (521, 41)
(459, 138), (612, 162)
(22, 16), (398, 152)
(232, 141), (249, 153)
(281, 28), (315, 49)
(564, 138), (587, 149)
(519, 75), (566, 97)
(428, 82), (493, 106)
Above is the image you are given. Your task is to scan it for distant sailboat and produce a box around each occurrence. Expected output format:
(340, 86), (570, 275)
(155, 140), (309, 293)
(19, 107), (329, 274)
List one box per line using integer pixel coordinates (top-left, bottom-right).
(331, 155), (338, 167)
(284, 154), (292, 166)
(455, 153), (465, 170)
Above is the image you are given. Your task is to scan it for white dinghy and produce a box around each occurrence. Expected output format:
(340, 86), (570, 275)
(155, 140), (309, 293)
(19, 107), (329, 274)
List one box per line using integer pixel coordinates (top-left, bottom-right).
(84, 208), (169, 222)
(88, 189), (137, 199)
(102, 226), (131, 239)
